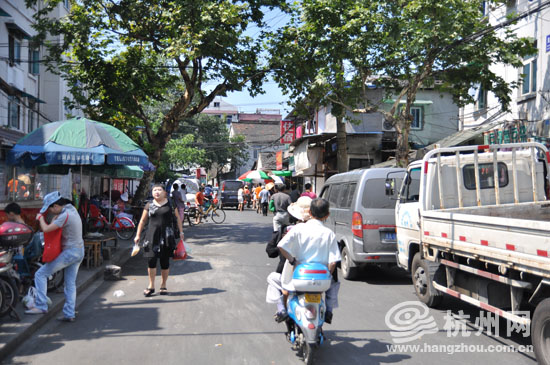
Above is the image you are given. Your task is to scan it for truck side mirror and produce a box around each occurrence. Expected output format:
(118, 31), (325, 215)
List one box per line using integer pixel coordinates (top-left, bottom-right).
(385, 178), (395, 196)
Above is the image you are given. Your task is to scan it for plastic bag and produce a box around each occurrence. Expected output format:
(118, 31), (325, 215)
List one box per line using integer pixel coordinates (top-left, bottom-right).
(173, 239), (187, 260)
(22, 287), (51, 309)
(22, 287), (36, 309)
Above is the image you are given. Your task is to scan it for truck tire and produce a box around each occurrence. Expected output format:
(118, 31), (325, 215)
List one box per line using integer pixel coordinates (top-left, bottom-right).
(341, 247), (360, 280)
(532, 298), (550, 365)
(411, 252), (442, 308)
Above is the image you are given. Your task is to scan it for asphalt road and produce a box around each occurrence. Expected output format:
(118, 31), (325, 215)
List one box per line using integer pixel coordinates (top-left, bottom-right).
(6, 209), (537, 364)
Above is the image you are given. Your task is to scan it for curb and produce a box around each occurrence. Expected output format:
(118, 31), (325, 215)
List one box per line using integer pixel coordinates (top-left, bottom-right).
(0, 244), (134, 361)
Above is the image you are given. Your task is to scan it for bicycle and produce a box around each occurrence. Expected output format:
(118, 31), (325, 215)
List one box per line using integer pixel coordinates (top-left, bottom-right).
(196, 200), (226, 224)
(86, 205), (136, 240)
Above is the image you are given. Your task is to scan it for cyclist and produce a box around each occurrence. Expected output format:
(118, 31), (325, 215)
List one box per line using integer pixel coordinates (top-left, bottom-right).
(195, 186), (206, 224)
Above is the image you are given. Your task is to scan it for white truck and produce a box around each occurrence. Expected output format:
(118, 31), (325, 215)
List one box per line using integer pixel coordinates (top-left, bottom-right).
(393, 142), (550, 364)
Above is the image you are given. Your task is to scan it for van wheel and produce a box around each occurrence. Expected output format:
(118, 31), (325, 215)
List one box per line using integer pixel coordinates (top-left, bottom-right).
(532, 298), (550, 365)
(411, 253), (442, 308)
(341, 247), (359, 280)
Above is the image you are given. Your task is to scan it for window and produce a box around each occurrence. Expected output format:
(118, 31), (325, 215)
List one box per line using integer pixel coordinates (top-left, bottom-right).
(63, 0), (70, 9)
(8, 96), (20, 129)
(362, 178), (399, 209)
(463, 162), (509, 190)
(214, 102), (220, 107)
(28, 48), (40, 74)
(410, 107), (423, 129)
(521, 46), (537, 96)
(476, 85), (487, 110)
(328, 184), (343, 208)
(349, 158), (372, 170)
(226, 115), (232, 124)
(339, 183), (356, 209)
(8, 34), (21, 66)
(400, 168), (421, 202)
(397, 105), (423, 130)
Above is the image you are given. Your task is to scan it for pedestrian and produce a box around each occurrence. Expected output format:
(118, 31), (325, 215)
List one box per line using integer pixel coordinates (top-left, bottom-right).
(278, 198), (341, 324)
(195, 186), (205, 224)
(259, 183), (272, 216)
(300, 183), (317, 199)
(180, 183), (188, 202)
(26, 191), (85, 322)
(270, 184), (292, 233)
(134, 184), (183, 297)
(243, 185), (251, 208)
(171, 183), (186, 222)
(254, 184), (263, 213)
(4, 202), (26, 224)
(289, 183), (300, 203)
(237, 185), (244, 211)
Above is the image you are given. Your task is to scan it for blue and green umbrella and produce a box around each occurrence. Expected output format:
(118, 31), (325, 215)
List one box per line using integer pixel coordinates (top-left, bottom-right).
(7, 117), (149, 167)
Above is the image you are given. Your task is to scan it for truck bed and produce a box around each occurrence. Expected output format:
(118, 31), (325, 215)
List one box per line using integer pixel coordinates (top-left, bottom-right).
(421, 201), (550, 278)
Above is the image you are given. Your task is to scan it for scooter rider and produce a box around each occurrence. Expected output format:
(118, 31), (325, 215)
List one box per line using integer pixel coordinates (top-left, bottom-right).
(277, 198), (341, 324)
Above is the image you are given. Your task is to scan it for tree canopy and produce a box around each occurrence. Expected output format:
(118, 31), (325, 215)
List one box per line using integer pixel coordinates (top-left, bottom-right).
(269, 0), (536, 166)
(29, 0), (285, 198)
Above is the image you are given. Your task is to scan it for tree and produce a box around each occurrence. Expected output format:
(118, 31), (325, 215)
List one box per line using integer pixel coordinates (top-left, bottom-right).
(268, 0), (535, 167)
(268, 0), (372, 172)
(168, 114), (248, 184)
(29, 0), (285, 199)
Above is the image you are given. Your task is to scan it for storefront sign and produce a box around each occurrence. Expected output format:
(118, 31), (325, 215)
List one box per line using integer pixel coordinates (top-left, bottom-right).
(280, 120), (295, 144)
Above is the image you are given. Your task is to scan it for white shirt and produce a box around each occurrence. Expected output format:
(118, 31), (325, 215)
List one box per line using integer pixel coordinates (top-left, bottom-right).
(238, 188), (243, 198)
(277, 219), (341, 265)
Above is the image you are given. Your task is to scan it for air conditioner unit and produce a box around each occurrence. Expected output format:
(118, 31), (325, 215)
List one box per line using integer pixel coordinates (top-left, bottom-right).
(382, 120), (395, 132)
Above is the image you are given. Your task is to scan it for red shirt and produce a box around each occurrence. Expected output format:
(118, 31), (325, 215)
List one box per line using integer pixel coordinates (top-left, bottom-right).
(196, 191), (205, 205)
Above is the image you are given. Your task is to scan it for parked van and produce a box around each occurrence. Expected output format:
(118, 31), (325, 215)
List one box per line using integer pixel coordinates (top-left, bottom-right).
(220, 180), (244, 209)
(320, 168), (406, 280)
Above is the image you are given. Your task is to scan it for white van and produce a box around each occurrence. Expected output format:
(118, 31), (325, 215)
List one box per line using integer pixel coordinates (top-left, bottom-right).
(320, 168), (406, 280)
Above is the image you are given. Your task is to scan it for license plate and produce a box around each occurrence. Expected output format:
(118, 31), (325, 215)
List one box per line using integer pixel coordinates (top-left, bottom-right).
(385, 232), (396, 240)
(305, 294), (321, 303)
(230, 196), (237, 199)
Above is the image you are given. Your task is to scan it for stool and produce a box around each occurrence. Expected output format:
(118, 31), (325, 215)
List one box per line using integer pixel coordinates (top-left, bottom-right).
(83, 244), (93, 268)
(84, 241), (103, 267)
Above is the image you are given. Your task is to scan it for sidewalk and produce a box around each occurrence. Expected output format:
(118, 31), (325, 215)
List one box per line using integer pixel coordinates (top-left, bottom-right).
(0, 238), (135, 360)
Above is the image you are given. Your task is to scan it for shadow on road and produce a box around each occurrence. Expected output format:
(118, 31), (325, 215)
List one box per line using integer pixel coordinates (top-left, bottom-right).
(185, 221), (272, 246)
(317, 332), (411, 364)
(348, 265), (411, 285)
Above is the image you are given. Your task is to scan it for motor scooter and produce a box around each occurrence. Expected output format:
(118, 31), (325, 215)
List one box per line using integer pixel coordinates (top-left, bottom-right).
(0, 222), (34, 320)
(282, 262), (331, 364)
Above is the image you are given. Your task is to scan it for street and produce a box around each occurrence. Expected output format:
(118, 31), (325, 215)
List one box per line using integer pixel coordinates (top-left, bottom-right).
(6, 209), (537, 365)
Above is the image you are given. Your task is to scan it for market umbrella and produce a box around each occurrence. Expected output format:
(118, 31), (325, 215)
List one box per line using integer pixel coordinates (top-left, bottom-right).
(270, 170), (292, 177)
(7, 117), (149, 167)
(37, 164), (144, 179)
(238, 170), (270, 182)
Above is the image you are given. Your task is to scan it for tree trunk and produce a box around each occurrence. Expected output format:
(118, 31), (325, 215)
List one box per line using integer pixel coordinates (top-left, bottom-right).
(134, 170), (155, 203)
(395, 116), (410, 167)
(336, 116), (348, 173)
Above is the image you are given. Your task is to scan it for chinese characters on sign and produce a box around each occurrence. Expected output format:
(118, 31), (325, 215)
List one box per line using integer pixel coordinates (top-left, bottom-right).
(280, 120), (295, 144)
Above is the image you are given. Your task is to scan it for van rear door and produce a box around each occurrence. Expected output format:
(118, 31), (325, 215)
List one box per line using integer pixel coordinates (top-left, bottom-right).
(360, 177), (402, 253)
(333, 183), (357, 238)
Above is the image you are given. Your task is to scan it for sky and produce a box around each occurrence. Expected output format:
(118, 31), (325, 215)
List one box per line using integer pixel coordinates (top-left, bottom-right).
(216, 8), (293, 117)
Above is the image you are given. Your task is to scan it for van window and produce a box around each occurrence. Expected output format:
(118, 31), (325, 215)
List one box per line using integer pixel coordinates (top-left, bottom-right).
(463, 162), (508, 190)
(223, 181), (243, 191)
(328, 184), (343, 208)
(362, 178), (398, 209)
(320, 185), (330, 199)
(339, 183), (356, 208)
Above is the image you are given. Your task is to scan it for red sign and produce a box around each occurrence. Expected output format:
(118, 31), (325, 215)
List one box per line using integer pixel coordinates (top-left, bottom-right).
(280, 120), (295, 144)
(276, 151), (283, 170)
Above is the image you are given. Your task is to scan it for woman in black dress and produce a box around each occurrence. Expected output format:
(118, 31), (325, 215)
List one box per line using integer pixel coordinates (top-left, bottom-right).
(134, 184), (183, 296)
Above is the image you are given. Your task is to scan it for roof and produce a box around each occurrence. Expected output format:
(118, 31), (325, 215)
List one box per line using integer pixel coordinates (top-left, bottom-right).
(237, 113), (281, 122)
(427, 119), (505, 149)
(230, 122), (282, 144)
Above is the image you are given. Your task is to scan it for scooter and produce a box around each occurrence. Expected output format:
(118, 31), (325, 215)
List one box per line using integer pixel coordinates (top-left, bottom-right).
(282, 263), (331, 364)
(0, 222), (34, 320)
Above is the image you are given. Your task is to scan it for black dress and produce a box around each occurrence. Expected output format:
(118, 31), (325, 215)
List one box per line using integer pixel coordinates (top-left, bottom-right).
(142, 201), (175, 258)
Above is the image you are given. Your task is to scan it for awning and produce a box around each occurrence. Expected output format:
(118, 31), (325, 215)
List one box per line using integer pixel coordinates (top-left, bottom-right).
(0, 8), (11, 17)
(293, 140), (322, 176)
(13, 87), (45, 103)
(426, 119), (505, 149)
(5, 22), (32, 39)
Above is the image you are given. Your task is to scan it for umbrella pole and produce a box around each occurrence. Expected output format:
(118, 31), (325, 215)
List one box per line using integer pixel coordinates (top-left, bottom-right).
(80, 165), (83, 195)
(12, 166), (16, 201)
(109, 178), (112, 222)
